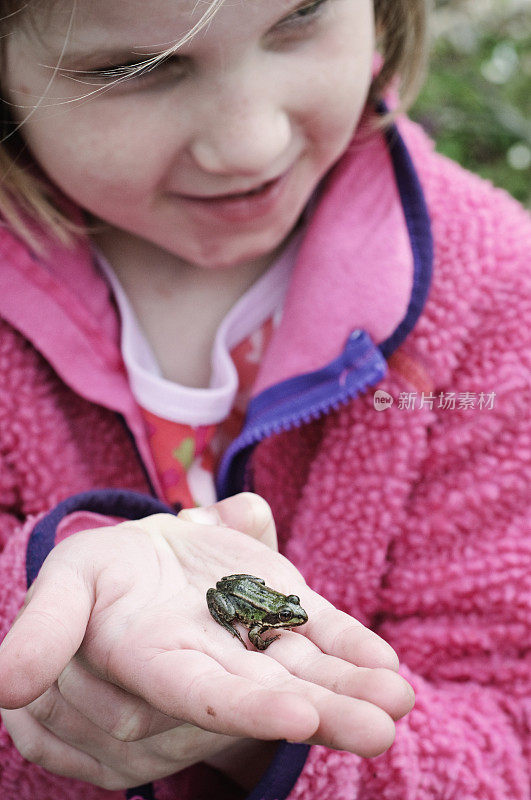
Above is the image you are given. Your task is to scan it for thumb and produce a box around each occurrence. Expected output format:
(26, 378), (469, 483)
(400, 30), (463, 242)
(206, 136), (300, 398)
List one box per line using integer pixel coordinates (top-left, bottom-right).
(0, 559), (93, 709)
(178, 493), (278, 550)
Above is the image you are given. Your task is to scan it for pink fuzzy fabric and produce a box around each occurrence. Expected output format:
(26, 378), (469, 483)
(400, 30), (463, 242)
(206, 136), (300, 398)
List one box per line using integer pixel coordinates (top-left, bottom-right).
(0, 119), (530, 798)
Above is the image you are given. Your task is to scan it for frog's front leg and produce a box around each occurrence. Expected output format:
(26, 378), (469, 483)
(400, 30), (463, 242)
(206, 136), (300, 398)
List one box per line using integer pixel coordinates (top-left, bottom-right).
(248, 625), (281, 651)
(206, 588), (248, 649)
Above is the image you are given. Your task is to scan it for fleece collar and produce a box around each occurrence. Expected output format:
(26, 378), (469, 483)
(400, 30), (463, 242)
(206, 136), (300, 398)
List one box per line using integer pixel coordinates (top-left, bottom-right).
(0, 215), (132, 411)
(0, 116), (431, 413)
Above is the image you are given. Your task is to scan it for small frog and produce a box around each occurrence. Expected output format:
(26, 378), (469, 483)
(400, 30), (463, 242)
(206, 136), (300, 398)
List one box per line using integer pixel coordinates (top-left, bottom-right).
(206, 574), (308, 650)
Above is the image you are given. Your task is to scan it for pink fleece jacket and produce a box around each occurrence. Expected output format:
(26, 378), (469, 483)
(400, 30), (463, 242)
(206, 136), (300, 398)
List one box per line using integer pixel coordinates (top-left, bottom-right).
(0, 116), (529, 800)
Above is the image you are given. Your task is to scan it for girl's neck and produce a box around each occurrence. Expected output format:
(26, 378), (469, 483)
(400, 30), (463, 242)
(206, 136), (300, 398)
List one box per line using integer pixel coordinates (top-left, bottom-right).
(93, 228), (279, 388)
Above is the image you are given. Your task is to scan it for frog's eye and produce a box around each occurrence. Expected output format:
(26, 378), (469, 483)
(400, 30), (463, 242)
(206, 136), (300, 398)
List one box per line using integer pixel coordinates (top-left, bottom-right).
(279, 607), (293, 621)
(286, 595), (300, 605)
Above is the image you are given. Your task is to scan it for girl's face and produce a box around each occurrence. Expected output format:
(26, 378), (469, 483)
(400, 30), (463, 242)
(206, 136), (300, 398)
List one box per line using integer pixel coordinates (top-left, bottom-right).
(5, 0), (375, 270)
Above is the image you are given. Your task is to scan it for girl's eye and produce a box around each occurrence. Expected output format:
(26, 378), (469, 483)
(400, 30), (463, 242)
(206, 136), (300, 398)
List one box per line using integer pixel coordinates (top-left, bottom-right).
(278, 0), (331, 29)
(62, 56), (187, 90)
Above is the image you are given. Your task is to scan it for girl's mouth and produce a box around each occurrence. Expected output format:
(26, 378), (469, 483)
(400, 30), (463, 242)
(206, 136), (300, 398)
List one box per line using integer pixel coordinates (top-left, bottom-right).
(175, 170), (292, 224)
(200, 178), (279, 200)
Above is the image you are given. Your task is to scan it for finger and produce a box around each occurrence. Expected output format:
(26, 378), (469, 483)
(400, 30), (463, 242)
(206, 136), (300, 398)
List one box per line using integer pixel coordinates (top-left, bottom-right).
(25, 685), (180, 781)
(0, 560), (93, 708)
(1, 706), (124, 790)
(24, 686), (237, 781)
(121, 648), (319, 741)
(179, 492), (278, 549)
(58, 659), (184, 741)
(218, 648), (397, 757)
(26, 683), (111, 753)
(300, 600), (400, 671)
(303, 686), (396, 757)
(260, 631), (415, 720)
(214, 493), (278, 549)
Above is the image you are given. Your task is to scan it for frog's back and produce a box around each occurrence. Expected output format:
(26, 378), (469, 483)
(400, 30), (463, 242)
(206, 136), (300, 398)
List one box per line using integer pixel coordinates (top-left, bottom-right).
(223, 576), (279, 609)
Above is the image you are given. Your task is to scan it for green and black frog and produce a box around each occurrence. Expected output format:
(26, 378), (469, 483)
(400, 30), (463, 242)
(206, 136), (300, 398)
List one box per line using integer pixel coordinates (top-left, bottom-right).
(207, 574), (308, 650)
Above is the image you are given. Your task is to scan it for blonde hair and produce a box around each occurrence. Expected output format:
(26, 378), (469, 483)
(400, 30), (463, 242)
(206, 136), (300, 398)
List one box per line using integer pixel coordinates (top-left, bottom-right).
(0, 0), (429, 250)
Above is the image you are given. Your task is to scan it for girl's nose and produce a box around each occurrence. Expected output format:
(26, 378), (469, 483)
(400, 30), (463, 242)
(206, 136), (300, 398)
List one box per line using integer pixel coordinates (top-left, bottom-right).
(189, 93), (292, 177)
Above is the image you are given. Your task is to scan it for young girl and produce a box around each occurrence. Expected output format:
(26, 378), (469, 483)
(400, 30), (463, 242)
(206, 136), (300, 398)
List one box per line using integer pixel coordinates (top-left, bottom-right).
(0, 0), (529, 798)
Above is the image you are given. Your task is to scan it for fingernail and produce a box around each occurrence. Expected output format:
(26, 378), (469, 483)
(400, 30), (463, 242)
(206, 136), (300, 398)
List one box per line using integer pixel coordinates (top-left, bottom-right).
(181, 507), (219, 526)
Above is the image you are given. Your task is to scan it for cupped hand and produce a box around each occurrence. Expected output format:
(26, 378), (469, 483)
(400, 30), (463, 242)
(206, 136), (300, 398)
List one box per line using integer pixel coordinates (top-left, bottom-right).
(0, 493), (414, 788)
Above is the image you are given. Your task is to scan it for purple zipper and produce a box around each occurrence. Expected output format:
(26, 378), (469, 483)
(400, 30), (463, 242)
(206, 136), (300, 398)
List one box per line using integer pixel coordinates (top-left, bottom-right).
(216, 329), (387, 499)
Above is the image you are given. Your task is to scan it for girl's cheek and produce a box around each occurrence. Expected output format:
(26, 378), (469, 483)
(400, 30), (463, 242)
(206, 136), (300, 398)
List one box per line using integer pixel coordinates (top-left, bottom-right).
(304, 69), (369, 133)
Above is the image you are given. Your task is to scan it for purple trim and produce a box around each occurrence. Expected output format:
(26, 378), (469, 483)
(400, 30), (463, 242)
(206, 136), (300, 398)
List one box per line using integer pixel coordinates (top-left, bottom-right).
(247, 329), (379, 422)
(379, 116), (433, 358)
(245, 742), (310, 800)
(25, 489), (175, 588)
(126, 785), (155, 800)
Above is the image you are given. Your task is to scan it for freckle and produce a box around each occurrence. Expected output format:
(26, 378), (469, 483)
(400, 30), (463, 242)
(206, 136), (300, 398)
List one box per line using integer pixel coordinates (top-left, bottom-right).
(207, 706), (216, 717)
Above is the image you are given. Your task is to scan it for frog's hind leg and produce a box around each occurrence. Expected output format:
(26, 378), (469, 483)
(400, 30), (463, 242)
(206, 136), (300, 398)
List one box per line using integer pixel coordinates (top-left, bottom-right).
(207, 591), (248, 649)
(216, 613), (248, 649)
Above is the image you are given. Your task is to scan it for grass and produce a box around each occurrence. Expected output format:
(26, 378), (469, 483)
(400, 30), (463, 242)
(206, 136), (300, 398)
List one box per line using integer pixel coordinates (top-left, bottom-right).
(411, 0), (531, 206)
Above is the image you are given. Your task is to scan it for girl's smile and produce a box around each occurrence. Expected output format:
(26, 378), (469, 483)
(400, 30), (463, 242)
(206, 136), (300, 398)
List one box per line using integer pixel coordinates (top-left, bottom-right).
(168, 168), (293, 225)
(5, 0), (375, 272)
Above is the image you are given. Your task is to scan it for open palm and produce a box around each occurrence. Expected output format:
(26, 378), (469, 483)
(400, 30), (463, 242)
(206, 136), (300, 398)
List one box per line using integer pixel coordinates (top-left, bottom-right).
(0, 495), (414, 788)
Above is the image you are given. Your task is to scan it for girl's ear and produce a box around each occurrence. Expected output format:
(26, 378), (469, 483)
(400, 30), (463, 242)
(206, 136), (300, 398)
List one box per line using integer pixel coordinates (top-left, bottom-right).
(372, 50), (384, 78)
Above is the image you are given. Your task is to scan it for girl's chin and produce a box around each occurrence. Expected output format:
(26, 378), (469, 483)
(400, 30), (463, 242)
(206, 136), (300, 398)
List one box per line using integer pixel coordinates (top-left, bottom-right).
(173, 249), (276, 272)
(94, 214), (297, 272)
(155, 229), (294, 271)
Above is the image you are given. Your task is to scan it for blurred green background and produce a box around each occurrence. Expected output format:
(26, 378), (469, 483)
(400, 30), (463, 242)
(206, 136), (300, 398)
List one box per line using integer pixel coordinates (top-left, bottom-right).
(411, 0), (531, 206)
